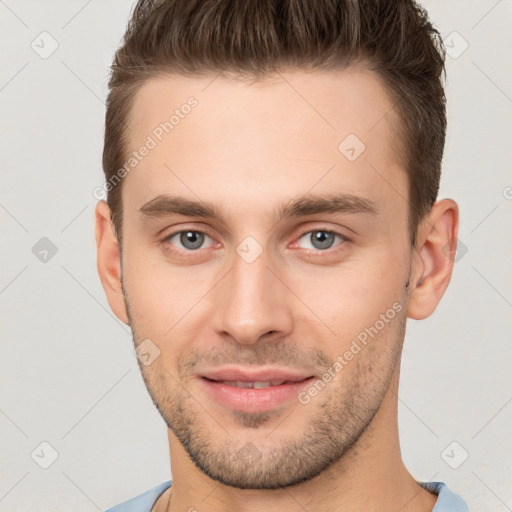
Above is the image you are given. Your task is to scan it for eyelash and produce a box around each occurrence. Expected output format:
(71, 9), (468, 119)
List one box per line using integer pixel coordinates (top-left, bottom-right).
(160, 227), (349, 255)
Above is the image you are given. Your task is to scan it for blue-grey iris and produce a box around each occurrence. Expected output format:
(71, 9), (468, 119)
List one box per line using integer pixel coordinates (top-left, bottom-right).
(181, 231), (204, 250)
(310, 231), (335, 250)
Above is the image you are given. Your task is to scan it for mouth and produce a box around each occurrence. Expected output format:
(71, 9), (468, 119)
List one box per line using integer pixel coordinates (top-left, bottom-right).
(198, 372), (316, 413)
(202, 377), (312, 388)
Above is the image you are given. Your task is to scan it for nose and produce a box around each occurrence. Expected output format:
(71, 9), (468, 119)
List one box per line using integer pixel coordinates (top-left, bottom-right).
(211, 248), (294, 346)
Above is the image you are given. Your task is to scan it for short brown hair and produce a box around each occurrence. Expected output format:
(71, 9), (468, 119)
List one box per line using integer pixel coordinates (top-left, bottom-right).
(103, 0), (446, 247)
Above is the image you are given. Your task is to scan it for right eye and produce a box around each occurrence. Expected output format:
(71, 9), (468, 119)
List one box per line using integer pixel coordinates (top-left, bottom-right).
(162, 230), (216, 252)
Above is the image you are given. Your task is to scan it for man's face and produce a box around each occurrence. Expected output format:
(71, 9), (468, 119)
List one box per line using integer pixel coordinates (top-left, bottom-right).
(118, 68), (414, 489)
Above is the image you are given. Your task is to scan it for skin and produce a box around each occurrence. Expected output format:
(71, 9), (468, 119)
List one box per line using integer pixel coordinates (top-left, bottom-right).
(95, 67), (458, 512)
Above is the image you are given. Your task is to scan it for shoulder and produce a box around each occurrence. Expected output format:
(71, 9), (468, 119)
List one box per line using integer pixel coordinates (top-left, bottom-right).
(418, 481), (469, 511)
(104, 480), (173, 512)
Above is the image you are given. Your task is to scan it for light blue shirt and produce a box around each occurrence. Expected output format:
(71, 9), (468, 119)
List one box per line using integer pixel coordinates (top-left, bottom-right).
(104, 479), (469, 511)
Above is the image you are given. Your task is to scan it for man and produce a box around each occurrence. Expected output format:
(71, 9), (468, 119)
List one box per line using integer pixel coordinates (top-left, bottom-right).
(96, 0), (469, 510)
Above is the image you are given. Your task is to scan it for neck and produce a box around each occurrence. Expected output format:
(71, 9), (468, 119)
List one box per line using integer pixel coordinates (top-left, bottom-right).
(155, 366), (437, 512)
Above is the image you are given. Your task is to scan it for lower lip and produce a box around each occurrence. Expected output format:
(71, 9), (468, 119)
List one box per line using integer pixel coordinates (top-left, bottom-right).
(199, 377), (315, 413)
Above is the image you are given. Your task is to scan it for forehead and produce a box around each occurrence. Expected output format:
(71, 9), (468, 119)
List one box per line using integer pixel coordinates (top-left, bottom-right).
(128, 67), (400, 148)
(122, 67), (407, 228)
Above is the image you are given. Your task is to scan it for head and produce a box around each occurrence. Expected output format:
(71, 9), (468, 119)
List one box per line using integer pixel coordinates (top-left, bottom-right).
(96, 0), (458, 490)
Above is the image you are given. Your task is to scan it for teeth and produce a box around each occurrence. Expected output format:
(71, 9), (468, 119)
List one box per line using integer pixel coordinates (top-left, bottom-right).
(219, 380), (287, 388)
(251, 381), (273, 389)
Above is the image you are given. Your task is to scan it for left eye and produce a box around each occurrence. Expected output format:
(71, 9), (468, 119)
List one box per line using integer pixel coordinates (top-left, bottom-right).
(297, 230), (345, 251)
(165, 230), (214, 251)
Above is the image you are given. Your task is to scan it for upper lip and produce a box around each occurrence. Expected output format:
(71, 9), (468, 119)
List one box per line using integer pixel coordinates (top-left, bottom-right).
(200, 367), (315, 383)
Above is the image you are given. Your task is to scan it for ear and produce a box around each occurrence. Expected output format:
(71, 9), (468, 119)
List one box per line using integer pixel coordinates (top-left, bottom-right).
(407, 198), (459, 320)
(95, 200), (130, 325)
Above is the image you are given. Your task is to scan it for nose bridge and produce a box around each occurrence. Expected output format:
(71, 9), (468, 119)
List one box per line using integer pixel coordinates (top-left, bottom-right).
(213, 245), (293, 345)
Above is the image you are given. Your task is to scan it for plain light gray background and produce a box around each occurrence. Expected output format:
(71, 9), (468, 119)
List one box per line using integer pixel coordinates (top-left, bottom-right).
(1, 1), (511, 510)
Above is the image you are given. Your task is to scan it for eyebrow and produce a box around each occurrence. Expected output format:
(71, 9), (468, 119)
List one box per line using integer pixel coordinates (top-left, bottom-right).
(138, 192), (378, 224)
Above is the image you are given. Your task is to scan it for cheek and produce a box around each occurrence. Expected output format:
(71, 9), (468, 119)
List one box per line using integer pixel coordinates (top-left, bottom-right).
(124, 244), (181, 302)
(122, 252), (216, 344)
(287, 251), (406, 334)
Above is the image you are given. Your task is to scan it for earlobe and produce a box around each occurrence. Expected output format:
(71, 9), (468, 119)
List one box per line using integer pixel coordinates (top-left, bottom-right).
(95, 200), (130, 325)
(407, 199), (459, 320)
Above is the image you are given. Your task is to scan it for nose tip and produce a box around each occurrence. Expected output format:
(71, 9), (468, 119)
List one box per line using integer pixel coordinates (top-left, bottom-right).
(219, 315), (283, 346)
(212, 257), (293, 346)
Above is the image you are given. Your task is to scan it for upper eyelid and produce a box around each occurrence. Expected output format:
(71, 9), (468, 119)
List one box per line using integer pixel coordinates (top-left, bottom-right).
(297, 229), (347, 240)
(162, 227), (216, 243)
